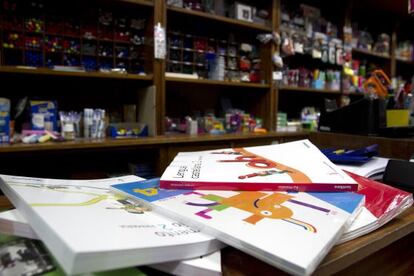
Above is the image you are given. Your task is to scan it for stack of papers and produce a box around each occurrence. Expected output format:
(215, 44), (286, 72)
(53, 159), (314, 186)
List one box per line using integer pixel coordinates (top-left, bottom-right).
(0, 209), (222, 276)
(339, 172), (413, 243)
(338, 157), (389, 180)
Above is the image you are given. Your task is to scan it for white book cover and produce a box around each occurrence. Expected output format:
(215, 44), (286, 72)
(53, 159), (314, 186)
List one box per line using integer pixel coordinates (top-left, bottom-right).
(0, 209), (222, 276)
(111, 179), (365, 275)
(160, 140), (358, 192)
(338, 157), (389, 178)
(0, 174), (222, 275)
(149, 251), (221, 276)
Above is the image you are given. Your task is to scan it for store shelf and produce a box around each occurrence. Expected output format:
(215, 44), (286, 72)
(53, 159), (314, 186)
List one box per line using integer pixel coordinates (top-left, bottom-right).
(0, 132), (309, 153)
(167, 6), (272, 32)
(0, 66), (153, 81)
(343, 91), (365, 96)
(118, 0), (154, 7)
(352, 48), (391, 60)
(166, 76), (270, 88)
(396, 58), (414, 66)
(278, 86), (341, 94)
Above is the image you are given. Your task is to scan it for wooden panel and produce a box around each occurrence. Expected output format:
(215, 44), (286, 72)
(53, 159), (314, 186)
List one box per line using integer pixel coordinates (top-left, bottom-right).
(0, 196), (12, 210)
(310, 132), (413, 159)
(0, 66), (153, 80)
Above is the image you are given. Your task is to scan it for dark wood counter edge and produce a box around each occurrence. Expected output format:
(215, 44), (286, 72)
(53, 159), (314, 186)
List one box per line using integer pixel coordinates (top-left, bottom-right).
(0, 196), (12, 209)
(315, 206), (414, 275)
(309, 131), (414, 160)
(0, 132), (310, 153)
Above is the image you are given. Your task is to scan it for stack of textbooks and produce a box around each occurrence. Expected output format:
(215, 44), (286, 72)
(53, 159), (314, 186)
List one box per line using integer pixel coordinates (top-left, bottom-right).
(0, 139), (412, 275)
(0, 175), (222, 275)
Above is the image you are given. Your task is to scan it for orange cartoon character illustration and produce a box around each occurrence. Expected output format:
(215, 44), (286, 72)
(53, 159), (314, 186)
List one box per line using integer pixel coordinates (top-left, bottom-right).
(212, 148), (312, 183)
(185, 191), (332, 233)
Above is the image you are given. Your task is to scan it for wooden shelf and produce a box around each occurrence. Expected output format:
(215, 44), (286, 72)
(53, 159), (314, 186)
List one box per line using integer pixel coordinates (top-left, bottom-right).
(396, 58), (414, 66)
(167, 6), (272, 32)
(279, 86), (341, 94)
(352, 48), (391, 60)
(343, 91), (365, 96)
(117, 0), (154, 7)
(0, 66), (153, 81)
(0, 132), (309, 153)
(166, 76), (270, 88)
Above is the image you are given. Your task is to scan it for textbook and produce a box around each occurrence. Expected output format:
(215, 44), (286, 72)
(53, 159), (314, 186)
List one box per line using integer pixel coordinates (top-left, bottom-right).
(160, 139), (358, 192)
(339, 172), (413, 243)
(338, 157), (389, 180)
(0, 175), (222, 275)
(0, 210), (222, 276)
(111, 178), (365, 275)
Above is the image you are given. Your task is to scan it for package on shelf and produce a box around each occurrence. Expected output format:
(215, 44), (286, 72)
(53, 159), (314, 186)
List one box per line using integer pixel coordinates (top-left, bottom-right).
(301, 106), (320, 131)
(165, 109), (263, 135)
(396, 41), (414, 61)
(84, 108), (106, 139)
(59, 111), (82, 140)
(108, 122), (148, 138)
(30, 101), (58, 131)
(0, 98), (11, 144)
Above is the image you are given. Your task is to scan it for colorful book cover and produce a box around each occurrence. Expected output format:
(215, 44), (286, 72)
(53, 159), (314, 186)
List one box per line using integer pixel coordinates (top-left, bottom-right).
(160, 139), (358, 192)
(0, 174), (222, 275)
(111, 178), (365, 275)
(339, 172), (413, 243)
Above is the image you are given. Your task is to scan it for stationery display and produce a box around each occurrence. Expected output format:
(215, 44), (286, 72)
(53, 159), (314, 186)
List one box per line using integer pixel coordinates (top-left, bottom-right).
(111, 178), (365, 275)
(0, 175), (222, 275)
(160, 139), (359, 192)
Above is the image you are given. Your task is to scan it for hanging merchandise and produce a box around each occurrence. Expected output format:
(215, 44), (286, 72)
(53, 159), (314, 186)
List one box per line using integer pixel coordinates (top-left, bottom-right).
(328, 40), (336, 64)
(292, 33), (304, 54)
(281, 32), (295, 56)
(154, 23), (166, 59)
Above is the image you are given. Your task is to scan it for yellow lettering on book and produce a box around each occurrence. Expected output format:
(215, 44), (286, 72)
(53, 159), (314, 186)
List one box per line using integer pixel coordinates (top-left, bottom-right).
(133, 188), (158, 196)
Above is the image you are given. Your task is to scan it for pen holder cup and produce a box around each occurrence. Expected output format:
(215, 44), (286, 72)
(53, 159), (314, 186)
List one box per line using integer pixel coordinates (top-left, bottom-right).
(386, 109), (410, 127)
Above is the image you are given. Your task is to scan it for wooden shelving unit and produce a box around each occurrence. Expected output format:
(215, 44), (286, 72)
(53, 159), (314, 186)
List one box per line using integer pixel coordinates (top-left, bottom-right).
(352, 48), (391, 60)
(0, 0), (411, 177)
(279, 86), (341, 94)
(166, 77), (270, 88)
(0, 66), (153, 80)
(0, 132), (309, 153)
(396, 58), (414, 66)
(343, 91), (365, 96)
(118, 0), (154, 7)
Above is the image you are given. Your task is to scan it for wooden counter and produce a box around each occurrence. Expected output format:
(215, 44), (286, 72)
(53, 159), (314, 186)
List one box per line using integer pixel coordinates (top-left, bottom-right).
(310, 132), (414, 160)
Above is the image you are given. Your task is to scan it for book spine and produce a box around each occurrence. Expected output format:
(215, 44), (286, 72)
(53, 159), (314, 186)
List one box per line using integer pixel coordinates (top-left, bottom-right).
(159, 180), (358, 192)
